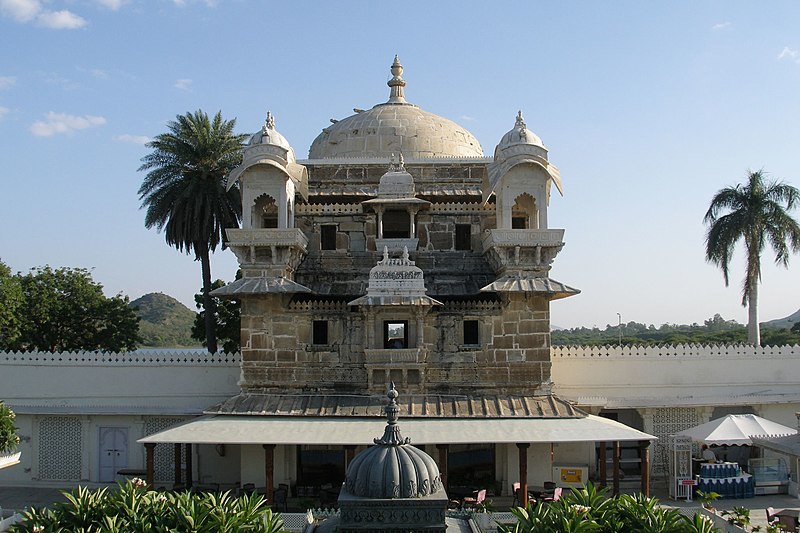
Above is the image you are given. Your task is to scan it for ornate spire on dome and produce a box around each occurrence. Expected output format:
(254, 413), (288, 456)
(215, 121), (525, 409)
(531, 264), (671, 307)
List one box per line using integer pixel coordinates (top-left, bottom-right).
(387, 55), (407, 104)
(515, 111), (527, 141)
(263, 111), (275, 132)
(515, 110), (526, 129)
(373, 383), (411, 446)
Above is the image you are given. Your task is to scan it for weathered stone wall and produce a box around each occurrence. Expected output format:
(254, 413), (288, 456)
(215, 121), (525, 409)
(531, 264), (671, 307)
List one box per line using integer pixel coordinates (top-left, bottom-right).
(240, 292), (552, 396)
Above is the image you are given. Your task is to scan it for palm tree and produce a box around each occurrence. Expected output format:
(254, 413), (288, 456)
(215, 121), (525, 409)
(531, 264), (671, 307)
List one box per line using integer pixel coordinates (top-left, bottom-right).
(704, 170), (800, 345)
(138, 110), (246, 353)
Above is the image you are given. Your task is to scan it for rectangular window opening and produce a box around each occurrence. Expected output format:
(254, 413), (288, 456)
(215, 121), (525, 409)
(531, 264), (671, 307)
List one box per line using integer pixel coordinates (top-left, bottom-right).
(463, 320), (479, 345)
(320, 225), (337, 250)
(312, 320), (329, 345)
(384, 320), (408, 349)
(455, 224), (471, 251)
(511, 216), (527, 229)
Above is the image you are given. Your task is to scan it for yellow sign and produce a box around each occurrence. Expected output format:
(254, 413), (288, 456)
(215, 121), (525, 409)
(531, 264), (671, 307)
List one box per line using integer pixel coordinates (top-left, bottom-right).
(559, 468), (583, 483)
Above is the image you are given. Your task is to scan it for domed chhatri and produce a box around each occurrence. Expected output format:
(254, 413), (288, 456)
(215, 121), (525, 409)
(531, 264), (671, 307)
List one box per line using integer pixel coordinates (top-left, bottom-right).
(343, 385), (443, 499)
(308, 56), (484, 159)
(493, 110), (548, 163)
(247, 111), (296, 163)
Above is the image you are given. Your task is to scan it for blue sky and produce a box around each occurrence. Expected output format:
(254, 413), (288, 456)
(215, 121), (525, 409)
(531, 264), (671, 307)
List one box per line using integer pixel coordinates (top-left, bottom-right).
(1, 1), (799, 329)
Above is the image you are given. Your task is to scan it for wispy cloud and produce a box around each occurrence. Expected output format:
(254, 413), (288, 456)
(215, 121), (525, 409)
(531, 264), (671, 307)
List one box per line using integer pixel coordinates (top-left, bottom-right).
(0, 76), (16, 90)
(95, 0), (125, 10)
(0, 106), (9, 121)
(37, 9), (86, 28)
(174, 78), (192, 90)
(0, 0), (87, 29)
(172, 0), (218, 6)
(712, 21), (731, 31)
(30, 112), (106, 137)
(0, 0), (39, 22)
(460, 115), (475, 122)
(778, 46), (799, 62)
(115, 133), (150, 145)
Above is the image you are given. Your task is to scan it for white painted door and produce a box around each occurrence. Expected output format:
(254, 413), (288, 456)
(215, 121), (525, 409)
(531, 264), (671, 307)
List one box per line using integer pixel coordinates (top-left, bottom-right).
(99, 427), (128, 482)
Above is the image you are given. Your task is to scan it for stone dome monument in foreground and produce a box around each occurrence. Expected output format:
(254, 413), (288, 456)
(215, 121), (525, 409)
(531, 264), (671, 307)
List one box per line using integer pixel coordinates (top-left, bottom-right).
(335, 385), (449, 533)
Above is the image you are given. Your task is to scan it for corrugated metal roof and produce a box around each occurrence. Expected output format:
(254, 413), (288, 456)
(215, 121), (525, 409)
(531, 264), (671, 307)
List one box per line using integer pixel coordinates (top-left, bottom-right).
(211, 277), (312, 297)
(480, 275), (580, 300)
(205, 393), (582, 419)
(751, 434), (800, 457)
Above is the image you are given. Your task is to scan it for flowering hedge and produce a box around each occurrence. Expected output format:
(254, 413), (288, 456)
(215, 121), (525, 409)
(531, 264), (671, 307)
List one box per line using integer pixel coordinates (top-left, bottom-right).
(0, 401), (20, 454)
(10, 480), (288, 532)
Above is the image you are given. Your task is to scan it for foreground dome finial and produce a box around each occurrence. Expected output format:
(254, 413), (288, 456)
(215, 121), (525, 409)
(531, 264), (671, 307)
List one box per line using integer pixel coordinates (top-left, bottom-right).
(374, 382), (410, 446)
(387, 55), (407, 104)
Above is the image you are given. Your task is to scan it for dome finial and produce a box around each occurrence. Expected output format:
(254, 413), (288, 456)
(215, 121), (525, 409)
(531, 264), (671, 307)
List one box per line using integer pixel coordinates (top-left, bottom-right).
(264, 111), (275, 132)
(374, 383), (410, 446)
(387, 55), (407, 104)
(515, 110), (526, 129)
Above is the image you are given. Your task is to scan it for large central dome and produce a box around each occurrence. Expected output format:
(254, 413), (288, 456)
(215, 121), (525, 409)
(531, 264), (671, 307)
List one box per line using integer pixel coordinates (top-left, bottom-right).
(308, 56), (484, 160)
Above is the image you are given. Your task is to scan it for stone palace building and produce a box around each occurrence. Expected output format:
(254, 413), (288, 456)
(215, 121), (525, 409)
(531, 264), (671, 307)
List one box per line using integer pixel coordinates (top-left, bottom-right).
(12, 58), (800, 502)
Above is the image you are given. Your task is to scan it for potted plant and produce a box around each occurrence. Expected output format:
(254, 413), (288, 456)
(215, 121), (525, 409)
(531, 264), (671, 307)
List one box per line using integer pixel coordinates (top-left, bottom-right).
(695, 490), (720, 511)
(0, 401), (21, 469)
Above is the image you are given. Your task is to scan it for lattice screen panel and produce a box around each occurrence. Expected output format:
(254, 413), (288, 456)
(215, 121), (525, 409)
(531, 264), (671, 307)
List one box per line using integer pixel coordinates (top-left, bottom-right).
(143, 417), (188, 482)
(38, 416), (82, 480)
(651, 407), (702, 474)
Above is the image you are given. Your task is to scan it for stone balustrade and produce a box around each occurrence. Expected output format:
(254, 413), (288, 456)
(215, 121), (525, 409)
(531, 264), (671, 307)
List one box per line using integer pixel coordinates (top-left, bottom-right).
(481, 229), (565, 251)
(364, 348), (423, 363)
(225, 228), (308, 248)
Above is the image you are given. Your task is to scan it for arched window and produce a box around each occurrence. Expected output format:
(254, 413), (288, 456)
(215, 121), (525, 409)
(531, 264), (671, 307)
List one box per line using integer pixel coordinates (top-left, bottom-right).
(253, 194), (278, 228)
(512, 193), (538, 229)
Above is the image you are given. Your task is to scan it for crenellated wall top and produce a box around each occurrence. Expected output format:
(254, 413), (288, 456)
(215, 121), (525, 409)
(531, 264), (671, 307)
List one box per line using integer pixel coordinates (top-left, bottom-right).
(552, 343), (800, 359)
(0, 350), (240, 366)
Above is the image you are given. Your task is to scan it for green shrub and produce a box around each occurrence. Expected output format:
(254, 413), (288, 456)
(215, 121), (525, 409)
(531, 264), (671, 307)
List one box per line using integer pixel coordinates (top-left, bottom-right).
(501, 482), (720, 533)
(0, 401), (20, 454)
(10, 480), (288, 532)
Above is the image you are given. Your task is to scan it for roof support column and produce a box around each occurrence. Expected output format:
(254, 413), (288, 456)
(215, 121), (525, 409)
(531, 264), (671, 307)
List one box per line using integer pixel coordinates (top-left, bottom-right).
(436, 444), (449, 490)
(345, 445), (356, 470)
(407, 207), (419, 237)
(639, 440), (651, 497)
(376, 207), (384, 239)
(598, 441), (607, 488)
(263, 444), (276, 505)
(517, 443), (530, 507)
(174, 443), (182, 487)
(185, 443), (193, 489)
(612, 441), (620, 496)
(144, 443), (156, 488)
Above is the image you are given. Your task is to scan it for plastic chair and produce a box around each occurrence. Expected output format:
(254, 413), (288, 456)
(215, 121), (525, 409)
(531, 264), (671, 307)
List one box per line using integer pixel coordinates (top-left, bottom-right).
(512, 482), (521, 507)
(542, 487), (562, 503)
(462, 489), (487, 510)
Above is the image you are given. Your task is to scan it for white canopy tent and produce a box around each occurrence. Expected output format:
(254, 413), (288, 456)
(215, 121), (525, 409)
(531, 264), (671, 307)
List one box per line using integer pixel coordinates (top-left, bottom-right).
(676, 414), (797, 446)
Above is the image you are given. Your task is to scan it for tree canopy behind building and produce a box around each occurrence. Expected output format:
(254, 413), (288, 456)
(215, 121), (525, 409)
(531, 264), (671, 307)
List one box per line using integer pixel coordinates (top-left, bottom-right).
(552, 314), (800, 346)
(0, 261), (140, 352)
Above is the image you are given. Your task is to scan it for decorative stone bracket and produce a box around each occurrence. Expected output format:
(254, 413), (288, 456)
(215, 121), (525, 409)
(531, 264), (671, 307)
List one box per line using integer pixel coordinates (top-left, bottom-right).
(482, 229), (565, 275)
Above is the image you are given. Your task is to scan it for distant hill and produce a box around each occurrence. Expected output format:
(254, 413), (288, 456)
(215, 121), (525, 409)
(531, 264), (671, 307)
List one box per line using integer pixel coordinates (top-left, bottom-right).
(129, 293), (198, 347)
(763, 308), (800, 329)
